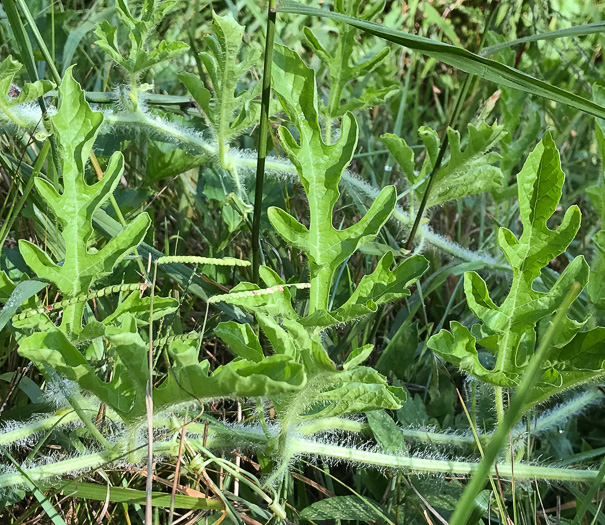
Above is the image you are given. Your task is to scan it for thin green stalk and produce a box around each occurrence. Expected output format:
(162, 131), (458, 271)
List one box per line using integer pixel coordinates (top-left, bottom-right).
(404, 69), (469, 251)
(0, 445), (147, 487)
(529, 389), (604, 434)
(297, 418), (369, 436)
(0, 139), (50, 255)
(364, 304), (386, 346)
(405, 1), (498, 250)
(50, 0), (55, 64)
(145, 262), (158, 525)
(459, 387), (509, 523)
(449, 283), (583, 525)
(190, 443), (286, 519)
(0, 446), (66, 525)
(251, 0), (277, 283)
(0, 414), (601, 492)
(62, 391), (111, 450)
(46, 90), (194, 106)
(494, 386), (506, 423)
(14, 0), (61, 84)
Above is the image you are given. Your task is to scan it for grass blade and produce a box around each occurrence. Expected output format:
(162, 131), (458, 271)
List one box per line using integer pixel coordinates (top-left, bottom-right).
(0, 279), (48, 332)
(448, 283), (582, 525)
(0, 446), (67, 525)
(46, 481), (223, 510)
(252, 0), (277, 283)
(481, 21), (605, 56)
(2, 0), (40, 85)
(572, 459), (605, 524)
(275, 1), (605, 119)
(14, 0), (61, 84)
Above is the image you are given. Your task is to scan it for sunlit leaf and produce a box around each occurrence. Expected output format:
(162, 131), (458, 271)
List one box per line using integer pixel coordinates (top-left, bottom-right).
(428, 132), (599, 407)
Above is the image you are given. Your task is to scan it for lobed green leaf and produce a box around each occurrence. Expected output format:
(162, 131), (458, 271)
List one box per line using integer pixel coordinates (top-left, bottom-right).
(428, 132), (600, 406)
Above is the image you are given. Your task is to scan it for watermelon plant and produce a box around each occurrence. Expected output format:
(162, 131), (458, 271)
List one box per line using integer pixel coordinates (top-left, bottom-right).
(0, 0), (604, 523)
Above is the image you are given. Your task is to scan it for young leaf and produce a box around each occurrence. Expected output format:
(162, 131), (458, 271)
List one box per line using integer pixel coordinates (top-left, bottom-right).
(333, 252), (428, 324)
(179, 12), (261, 173)
(302, 0), (395, 120)
(270, 44), (397, 314)
(0, 56), (54, 128)
(18, 68), (151, 334)
(158, 341), (306, 406)
(214, 321), (264, 362)
(497, 84), (542, 179)
(255, 313), (299, 360)
(298, 367), (405, 420)
(428, 132), (595, 407)
(382, 121), (506, 209)
(343, 344), (373, 370)
(94, 0), (188, 76)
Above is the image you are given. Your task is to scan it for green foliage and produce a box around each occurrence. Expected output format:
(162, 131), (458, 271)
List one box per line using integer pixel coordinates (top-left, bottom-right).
(18, 69), (151, 334)
(94, 0), (188, 78)
(0, 56), (54, 128)
(301, 495), (388, 521)
(587, 85), (605, 311)
(179, 12), (261, 175)
(484, 32), (543, 178)
(12, 70), (306, 430)
(277, 1), (605, 120)
(302, 0), (395, 121)
(269, 44), (412, 314)
(19, 314), (306, 424)
(428, 132), (605, 409)
(145, 142), (206, 185)
(212, 45), (427, 454)
(1, 1), (605, 522)
(382, 121), (506, 209)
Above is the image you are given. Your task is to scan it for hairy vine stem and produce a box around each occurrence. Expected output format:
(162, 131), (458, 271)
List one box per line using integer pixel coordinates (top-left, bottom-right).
(0, 422), (601, 490)
(0, 102), (510, 272)
(8, 388), (599, 458)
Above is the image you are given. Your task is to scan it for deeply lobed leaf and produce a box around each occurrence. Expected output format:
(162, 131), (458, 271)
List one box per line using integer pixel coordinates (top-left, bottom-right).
(270, 44), (401, 314)
(428, 132), (600, 408)
(302, 0), (395, 119)
(18, 68), (151, 333)
(179, 12), (261, 173)
(94, 0), (188, 75)
(382, 121), (506, 209)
